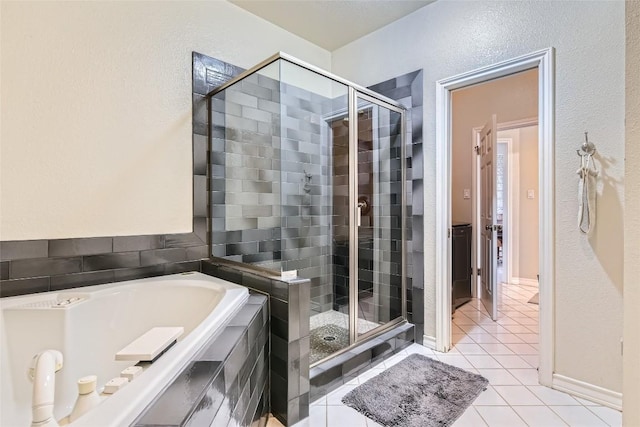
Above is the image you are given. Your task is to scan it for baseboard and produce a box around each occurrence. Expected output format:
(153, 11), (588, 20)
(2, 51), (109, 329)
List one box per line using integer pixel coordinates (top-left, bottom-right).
(423, 335), (437, 350)
(511, 277), (539, 287)
(552, 374), (622, 410)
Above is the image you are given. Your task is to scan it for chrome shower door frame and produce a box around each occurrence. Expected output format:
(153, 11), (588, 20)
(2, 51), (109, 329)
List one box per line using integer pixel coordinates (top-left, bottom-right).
(348, 90), (407, 346)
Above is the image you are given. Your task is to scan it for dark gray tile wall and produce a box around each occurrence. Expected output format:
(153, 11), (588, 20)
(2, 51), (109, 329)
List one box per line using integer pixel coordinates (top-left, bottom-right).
(0, 239), (207, 297)
(205, 57), (339, 316)
(368, 70), (425, 343)
(134, 294), (270, 427)
(202, 53), (425, 340)
(209, 69), (282, 269)
(201, 260), (310, 426)
(330, 119), (350, 312)
(331, 106), (405, 324)
(279, 82), (337, 316)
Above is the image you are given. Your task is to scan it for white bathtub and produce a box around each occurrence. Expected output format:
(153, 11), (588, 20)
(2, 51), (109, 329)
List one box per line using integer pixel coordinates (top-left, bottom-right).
(0, 272), (249, 427)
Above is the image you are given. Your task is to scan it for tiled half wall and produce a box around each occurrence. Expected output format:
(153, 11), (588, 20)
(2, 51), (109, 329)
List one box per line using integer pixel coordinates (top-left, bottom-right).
(134, 294), (270, 427)
(201, 260), (310, 426)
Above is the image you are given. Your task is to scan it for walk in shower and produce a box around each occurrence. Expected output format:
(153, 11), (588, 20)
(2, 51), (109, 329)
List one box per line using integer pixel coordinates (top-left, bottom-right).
(208, 53), (407, 365)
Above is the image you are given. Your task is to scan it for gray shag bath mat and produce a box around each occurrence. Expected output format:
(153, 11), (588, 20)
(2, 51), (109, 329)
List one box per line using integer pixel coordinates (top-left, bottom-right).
(342, 353), (488, 427)
(528, 293), (540, 305)
(310, 324), (349, 364)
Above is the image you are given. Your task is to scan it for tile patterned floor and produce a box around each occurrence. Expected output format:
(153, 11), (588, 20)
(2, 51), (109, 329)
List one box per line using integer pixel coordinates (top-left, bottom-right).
(310, 309), (379, 335)
(286, 282), (622, 427)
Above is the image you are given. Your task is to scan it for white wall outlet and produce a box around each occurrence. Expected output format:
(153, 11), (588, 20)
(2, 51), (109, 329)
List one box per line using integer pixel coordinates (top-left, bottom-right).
(463, 189), (471, 199)
(527, 189), (535, 199)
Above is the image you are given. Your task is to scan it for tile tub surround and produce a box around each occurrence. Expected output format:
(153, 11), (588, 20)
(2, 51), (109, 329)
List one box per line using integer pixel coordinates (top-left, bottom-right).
(0, 237), (208, 297)
(201, 260), (311, 426)
(134, 294), (270, 427)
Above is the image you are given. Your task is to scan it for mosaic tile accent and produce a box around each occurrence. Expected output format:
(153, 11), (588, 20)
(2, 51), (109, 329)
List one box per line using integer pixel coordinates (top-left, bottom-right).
(310, 324), (349, 364)
(134, 294), (269, 427)
(310, 309), (378, 335)
(309, 322), (415, 400)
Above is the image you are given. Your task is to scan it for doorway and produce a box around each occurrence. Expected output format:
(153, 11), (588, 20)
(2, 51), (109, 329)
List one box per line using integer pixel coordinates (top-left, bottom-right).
(434, 48), (555, 386)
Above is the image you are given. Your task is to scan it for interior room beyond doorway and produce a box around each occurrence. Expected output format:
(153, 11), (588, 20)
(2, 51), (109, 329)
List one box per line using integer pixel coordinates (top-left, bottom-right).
(449, 68), (540, 374)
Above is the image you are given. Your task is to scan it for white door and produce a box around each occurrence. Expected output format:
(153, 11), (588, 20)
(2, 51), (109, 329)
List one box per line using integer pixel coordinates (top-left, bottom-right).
(479, 115), (499, 320)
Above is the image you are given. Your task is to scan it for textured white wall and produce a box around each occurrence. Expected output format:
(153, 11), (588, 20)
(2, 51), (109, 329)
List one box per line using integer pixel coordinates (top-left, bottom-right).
(497, 128), (522, 280)
(496, 126), (540, 283)
(623, 1), (640, 424)
(517, 126), (539, 281)
(333, 0), (625, 392)
(0, 1), (330, 240)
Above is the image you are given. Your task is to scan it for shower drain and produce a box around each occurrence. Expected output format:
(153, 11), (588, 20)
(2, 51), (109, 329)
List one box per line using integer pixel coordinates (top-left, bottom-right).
(323, 336), (337, 342)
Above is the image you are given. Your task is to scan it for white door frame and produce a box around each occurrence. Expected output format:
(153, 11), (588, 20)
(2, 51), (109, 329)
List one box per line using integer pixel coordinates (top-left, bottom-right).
(435, 48), (554, 386)
(497, 138), (512, 285)
(503, 136), (516, 285)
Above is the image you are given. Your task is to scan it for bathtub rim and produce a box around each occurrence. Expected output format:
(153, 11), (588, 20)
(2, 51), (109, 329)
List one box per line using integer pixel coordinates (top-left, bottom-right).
(0, 271), (243, 309)
(0, 271), (250, 427)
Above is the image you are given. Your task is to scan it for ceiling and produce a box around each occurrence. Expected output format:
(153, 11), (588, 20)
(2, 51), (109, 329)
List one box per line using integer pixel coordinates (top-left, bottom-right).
(229, 0), (435, 51)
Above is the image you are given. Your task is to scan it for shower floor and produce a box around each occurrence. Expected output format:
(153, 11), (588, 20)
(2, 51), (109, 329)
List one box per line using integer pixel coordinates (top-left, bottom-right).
(309, 310), (380, 364)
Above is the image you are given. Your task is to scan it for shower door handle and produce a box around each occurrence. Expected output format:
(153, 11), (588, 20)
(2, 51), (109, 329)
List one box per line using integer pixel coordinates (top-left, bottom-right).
(356, 200), (367, 227)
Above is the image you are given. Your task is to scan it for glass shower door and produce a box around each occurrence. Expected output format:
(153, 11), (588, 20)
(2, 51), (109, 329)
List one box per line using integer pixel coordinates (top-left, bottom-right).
(207, 52), (408, 367)
(354, 95), (405, 338)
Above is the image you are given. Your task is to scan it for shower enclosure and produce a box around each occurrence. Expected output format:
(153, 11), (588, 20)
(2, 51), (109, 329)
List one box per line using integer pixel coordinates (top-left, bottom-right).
(208, 53), (407, 365)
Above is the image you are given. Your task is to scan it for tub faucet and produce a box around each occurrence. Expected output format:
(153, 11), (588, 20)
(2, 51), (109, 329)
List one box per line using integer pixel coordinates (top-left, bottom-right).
(28, 350), (63, 427)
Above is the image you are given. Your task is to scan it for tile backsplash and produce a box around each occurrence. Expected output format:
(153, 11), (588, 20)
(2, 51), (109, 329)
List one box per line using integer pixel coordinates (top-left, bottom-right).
(0, 237), (206, 297)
